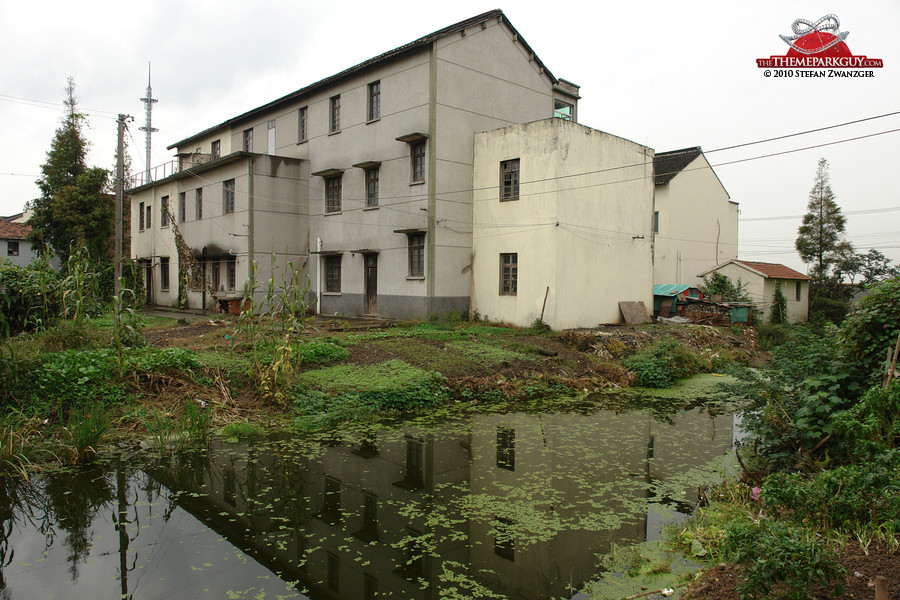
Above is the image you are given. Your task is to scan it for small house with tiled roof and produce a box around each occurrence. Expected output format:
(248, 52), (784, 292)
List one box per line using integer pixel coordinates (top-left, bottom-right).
(653, 147), (738, 287)
(698, 259), (810, 322)
(0, 221), (37, 267)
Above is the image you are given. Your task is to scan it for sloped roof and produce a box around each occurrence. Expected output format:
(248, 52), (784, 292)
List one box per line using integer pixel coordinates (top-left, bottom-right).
(699, 259), (810, 281)
(171, 9), (554, 150)
(0, 221), (30, 240)
(653, 284), (693, 296)
(654, 147), (703, 185)
(735, 260), (810, 280)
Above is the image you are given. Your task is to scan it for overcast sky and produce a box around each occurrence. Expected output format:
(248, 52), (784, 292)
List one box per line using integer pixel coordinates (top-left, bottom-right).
(2, 0), (898, 272)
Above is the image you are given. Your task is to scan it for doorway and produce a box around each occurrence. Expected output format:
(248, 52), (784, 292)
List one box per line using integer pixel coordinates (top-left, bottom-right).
(364, 254), (378, 314)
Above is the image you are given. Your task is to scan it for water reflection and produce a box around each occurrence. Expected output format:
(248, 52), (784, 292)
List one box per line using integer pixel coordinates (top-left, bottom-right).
(1, 404), (736, 599)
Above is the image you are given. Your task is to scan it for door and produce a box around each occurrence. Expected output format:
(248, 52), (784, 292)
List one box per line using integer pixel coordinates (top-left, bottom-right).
(364, 254), (377, 314)
(142, 260), (153, 305)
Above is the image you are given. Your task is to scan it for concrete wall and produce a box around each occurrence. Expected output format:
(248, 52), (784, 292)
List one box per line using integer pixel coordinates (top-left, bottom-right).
(473, 119), (654, 329)
(654, 154), (738, 286)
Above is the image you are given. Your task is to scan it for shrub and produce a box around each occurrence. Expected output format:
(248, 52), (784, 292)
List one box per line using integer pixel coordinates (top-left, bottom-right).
(294, 340), (349, 364)
(839, 277), (900, 383)
(0, 258), (61, 334)
(723, 518), (845, 600)
(624, 339), (704, 388)
(754, 322), (793, 351)
(810, 296), (849, 325)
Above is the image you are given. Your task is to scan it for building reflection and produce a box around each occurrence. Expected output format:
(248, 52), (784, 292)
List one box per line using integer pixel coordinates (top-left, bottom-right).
(147, 406), (734, 600)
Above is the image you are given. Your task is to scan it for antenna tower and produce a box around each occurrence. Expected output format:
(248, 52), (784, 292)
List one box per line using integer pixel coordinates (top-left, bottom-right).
(139, 64), (158, 182)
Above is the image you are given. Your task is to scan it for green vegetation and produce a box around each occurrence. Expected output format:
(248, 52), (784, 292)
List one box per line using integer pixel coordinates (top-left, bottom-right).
(672, 276), (900, 598)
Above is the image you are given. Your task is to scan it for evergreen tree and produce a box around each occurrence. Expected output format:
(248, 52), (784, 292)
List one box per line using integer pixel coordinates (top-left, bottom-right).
(795, 158), (851, 298)
(27, 77), (112, 263)
(769, 282), (787, 324)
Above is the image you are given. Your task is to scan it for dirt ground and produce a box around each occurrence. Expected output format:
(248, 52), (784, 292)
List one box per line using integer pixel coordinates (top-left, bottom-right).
(683, 542), (900, 599)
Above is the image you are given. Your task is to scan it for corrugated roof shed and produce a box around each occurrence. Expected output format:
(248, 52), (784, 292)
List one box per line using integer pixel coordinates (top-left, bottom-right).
(653, 284), (692, 296)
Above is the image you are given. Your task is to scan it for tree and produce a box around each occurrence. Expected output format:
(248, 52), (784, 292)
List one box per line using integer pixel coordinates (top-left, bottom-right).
(795, 158), (851, 298)
(27, 77), (113, 264)
(859, 249), (900, 286)
(770, 282), (787, 324)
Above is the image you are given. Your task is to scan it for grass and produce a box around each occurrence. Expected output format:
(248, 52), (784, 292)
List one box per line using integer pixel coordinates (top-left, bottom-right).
(446, 340), (529, 366)
(297, 359), (432, 392)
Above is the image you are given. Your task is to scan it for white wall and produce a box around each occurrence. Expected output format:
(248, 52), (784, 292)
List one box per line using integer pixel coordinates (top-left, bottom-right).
(654, 154), (737, 286)
(473, 119), (654, 329)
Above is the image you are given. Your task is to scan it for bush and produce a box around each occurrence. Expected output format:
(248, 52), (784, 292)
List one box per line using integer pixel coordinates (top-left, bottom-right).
(839, 277), (900, 383)
(0, 259), (61, 334)
(754, 322), (793, 351)
(624, 339), (704, 388)
(762, 459), (900, 530)
(810, 296), (849, 325)
(723, 518), (845, 600)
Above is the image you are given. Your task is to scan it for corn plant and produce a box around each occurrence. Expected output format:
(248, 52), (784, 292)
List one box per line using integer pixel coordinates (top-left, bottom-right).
(61, 245), (102, 325)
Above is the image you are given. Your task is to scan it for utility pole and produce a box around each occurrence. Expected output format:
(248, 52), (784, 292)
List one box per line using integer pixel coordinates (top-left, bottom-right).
(115, 114), (127, 302)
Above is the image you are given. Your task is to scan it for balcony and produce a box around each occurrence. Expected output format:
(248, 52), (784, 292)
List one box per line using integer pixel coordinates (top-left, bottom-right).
(126, 153), (213, 190)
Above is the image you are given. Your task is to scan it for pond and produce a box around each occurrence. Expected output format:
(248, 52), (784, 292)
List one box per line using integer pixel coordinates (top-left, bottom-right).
(0, 383), (741, 599)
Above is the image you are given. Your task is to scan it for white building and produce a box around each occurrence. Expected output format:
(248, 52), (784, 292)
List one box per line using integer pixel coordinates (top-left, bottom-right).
(652, 147), (738, 286)
(472, 119), (655, 329)
(128, 10), (580, 318)
(699, 259), (810, 323)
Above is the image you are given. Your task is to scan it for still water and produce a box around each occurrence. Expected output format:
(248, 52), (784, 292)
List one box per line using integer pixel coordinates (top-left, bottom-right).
(0, 392), (739, 599)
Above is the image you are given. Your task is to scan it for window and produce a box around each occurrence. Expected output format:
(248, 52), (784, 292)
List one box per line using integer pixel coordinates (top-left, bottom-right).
(267, 120), (275, 154)
(7, 241), (19, 257)
(500, 253), (517, 295)
(405, 439), (424, 487)
(160, 196), (169, 227)
(494, 517), (515, 561)
(227, 256), (236, 290)
(326, 552), (340, 592)
(411, 141), (425, 182)
(325, 255), (341, 292)
(325, 175), (342, 213)
(408, 233), (425, 277)
(501, 159), (519, 201)
(223, 179), (235, 214)
(364, 575), (378, 600)
(357, 492), (378, 541)
(796, 281), (802, 301)
(365, 167), (379, 207)
(367, 81), (380, 121)
(554, 99), (573, 120)
(653, 211), (659, 234)
(211, 139), (221, 160)
(402, 527), (425, 578)
(323, 476), (341, 520)
(138, 202), (145, 230)
(160, 257), (170, 291)
(146, 204), (152, 230)
(298, 106), (308, 141)
(329, 95), (341, 133)
(496, 426), (515, 471)
(243, 128), (253, 152)
(179, 192), (186, 223)
(195, 188), (203, 220)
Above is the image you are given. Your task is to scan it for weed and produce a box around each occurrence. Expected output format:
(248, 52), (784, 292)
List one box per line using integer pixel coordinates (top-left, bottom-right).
(294, 340), (349, 365)
(723, 518), (845, 600)
(62, 401), (109, 463)
(0, 412), (42, 478)
(222, 421), (265, 440)
(625, 339), (705, 388)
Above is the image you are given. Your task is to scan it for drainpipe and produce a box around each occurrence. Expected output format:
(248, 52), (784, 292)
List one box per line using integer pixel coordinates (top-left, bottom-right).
(426, 41), (438, 311)
(316, 237), (322, 314)
(247, 155), (255, 297)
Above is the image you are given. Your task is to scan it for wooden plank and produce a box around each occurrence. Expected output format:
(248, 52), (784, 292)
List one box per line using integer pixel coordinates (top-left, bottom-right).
(619, 301), (650, 324)
(659, 297), (673, 318)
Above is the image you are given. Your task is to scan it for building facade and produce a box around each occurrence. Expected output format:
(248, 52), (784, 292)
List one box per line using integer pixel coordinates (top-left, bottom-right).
(652, 147), (739, 287)
(472, 119), (655, 329)
(128, 10), (580, 317)
(0, 221), (38, 268)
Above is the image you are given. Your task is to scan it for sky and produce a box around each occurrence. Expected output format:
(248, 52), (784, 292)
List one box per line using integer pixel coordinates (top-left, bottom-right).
(1, 0), (898, 273)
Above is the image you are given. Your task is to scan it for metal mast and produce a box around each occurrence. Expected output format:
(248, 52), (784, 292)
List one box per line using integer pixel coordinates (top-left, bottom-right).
(139, 64), (158, 182)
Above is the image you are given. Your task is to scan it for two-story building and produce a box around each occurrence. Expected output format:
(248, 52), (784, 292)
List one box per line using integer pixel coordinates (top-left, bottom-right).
(128, 10), (580, 317)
